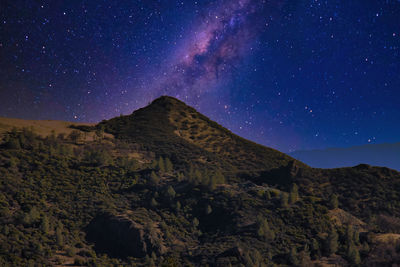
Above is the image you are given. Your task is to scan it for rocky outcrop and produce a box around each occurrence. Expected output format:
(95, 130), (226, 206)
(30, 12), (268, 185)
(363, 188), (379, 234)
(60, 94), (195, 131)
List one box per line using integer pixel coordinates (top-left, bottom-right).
(85, 212), (166, 258)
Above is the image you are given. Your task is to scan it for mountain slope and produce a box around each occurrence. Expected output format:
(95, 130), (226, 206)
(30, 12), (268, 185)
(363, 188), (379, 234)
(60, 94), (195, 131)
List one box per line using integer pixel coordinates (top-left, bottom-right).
(290, 143), (400, 171)
(1, 96), (400, 266)
(0, 116), (95, 137)
(98, 96), (300, 176)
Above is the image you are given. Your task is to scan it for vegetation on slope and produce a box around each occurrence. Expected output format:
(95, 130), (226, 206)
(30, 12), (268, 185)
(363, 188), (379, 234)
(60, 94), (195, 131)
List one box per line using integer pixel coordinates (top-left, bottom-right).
(1, 98), (400, 266)
(98, 96), (298, 177)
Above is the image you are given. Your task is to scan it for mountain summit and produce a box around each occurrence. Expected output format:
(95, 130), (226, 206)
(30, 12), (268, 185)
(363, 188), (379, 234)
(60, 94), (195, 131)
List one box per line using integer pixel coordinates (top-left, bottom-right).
(99, 96), (298, 176)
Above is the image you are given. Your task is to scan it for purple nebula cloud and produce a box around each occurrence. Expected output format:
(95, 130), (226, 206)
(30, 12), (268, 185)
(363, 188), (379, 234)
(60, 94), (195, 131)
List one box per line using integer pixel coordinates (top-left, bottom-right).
(143, 0), (284, 104)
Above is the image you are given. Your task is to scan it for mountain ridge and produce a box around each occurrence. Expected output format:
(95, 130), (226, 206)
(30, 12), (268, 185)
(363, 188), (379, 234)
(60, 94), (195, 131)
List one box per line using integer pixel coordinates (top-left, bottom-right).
(291, 142), (400, 171)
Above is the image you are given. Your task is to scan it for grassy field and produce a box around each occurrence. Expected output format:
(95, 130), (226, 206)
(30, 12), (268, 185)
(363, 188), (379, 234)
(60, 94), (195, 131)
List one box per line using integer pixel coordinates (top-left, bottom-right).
(0, 117), (95, 137)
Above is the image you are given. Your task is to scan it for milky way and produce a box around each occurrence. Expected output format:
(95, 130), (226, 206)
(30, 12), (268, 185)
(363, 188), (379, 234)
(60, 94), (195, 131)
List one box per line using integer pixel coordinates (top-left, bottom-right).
(145, 0), (282, 104)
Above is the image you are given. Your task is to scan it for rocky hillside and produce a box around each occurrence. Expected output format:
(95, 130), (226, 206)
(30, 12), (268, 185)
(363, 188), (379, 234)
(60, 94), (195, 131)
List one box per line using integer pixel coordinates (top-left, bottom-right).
(98, 96), (298, 176)
(0, 97), (400, 266)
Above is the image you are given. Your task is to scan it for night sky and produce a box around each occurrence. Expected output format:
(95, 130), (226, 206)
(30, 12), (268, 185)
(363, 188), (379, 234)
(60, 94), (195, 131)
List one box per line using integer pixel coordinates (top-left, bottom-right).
(1, 0), (399, 153)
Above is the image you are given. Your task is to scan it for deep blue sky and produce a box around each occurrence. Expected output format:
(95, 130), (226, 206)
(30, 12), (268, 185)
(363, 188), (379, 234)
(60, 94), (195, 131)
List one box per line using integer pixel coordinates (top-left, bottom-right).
(1, 0), (399, 152)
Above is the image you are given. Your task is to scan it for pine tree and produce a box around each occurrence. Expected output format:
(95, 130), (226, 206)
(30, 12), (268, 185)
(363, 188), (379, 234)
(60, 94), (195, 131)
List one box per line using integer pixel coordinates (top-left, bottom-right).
(150, 198), (158, 207)
(346, 225), (354, 247)
(311, 238), (320, 257)
(353, 229), (360, 245)
(265, 190), (271, 200)
(289, 247), (298, 265)
(208, 175), (217, 191)
(326, 227), (338, 255)
(213, 170), (225, 184)
(158, 157), (165, 173)
(41, 215), (49, 234)
(6, 137), (21, 149)
(56, 223), (64, 247)
(166, 185), (176, 199)
(257, 216), (275, 240)
(289, 183), (299, 204)
(192, 218), (199, 228)
(164, 158), (173, 173)
(150, 171), (159, 186)
(175, 201), (181, 212)
(280, 192), (289, 208)
(348, 243), (361, 265)
(206, 205), (212, 215)
(330, 194), (339, 209)
(192, 169), (202, 186)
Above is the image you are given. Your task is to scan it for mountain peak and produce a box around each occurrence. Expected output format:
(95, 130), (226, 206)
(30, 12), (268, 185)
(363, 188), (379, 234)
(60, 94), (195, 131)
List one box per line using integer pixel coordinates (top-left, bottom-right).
(99, 96), (297, 175)
(145, 95), (193, 114)
(151, 95), (182, 104)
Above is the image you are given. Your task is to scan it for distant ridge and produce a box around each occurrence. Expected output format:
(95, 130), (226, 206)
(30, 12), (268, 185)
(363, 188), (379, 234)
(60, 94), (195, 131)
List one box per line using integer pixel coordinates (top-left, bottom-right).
(290, 142), (400, 171)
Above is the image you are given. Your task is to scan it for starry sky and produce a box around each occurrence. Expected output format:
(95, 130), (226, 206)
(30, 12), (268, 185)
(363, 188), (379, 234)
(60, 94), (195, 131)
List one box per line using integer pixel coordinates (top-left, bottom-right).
(1, 0), (399, 153)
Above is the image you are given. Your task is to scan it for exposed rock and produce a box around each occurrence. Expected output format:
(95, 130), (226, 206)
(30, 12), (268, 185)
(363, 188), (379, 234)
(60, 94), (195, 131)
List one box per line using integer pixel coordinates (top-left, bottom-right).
(85, 212), (166, 258)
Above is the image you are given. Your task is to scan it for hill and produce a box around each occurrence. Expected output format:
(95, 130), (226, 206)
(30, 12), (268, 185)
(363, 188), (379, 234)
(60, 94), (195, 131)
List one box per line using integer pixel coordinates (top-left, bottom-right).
(97, 96), (300, 178)
(290, 143), (400, 171)
(0, 96), (400, 266)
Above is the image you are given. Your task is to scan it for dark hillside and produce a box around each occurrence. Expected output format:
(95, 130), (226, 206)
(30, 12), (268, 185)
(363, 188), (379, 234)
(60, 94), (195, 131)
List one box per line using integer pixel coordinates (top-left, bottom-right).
(98, 96), (298, 177)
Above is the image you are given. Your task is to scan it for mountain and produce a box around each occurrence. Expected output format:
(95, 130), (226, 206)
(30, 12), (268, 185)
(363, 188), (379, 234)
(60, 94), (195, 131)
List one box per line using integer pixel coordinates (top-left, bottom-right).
(97, 96), (298, 176)
(1, 96), (400, 266)
(290, 143), (400, 171)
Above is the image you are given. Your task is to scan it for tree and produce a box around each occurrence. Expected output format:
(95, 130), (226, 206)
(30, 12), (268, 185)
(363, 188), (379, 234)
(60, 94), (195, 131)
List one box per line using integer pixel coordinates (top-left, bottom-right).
(176, 172), (184, 182)
(206, 205), (212, 215)
(41, 215), (50, 234)
(150, 198), (158, 207)
(165, 158), (173, 173)
(326, 227), (338, 255)
(256, 216), (275, 241)
(330, 194), (339, 209)
(149, 171), (159, 186)
(192, 218), (199, 228)
(353, 229), (360, 245)
(289, 247), (298, 265)
(158, 157), (165, 173)
(165, 185), (176, 200)
(311, 238), (320, 258)
(208, 175), (217, 191)
(56, 223), (64, 247)
(346, 225), (354, 246)
(280, 192), (289, 208)
(9, 157), (18, 168)
(348, 243), (361, 265)
(298, 248), (312, 267)
(265, 190), (271, 200)
(176, 201), (181, 212)
(6, 137), (21, 149)
(214, 170), (225, 184)
(289, 183), (299, 204)
(85, 150), (112, 166)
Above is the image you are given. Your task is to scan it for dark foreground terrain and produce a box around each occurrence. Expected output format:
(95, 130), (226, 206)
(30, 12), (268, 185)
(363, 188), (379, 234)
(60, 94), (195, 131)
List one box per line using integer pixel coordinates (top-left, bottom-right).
(1, 96), (400, 266)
